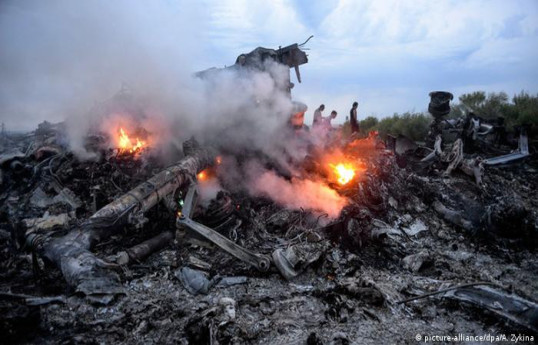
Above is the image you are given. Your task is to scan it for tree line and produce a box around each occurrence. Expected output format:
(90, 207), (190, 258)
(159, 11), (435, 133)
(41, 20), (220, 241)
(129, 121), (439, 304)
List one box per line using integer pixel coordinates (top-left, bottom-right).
(342, 91), (538, 141)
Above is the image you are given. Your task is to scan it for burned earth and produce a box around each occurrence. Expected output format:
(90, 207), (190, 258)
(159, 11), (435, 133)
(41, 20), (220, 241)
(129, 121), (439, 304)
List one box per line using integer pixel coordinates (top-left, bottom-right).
(1, 101), (537, 345)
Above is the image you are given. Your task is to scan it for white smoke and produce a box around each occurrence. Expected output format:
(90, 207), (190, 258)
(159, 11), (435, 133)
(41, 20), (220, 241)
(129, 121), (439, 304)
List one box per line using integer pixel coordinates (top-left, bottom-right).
(0, 0), (347, 217)
(0, 0), (299, 152)
(0, 0), (204, 136)
(250, 169), (348, 218)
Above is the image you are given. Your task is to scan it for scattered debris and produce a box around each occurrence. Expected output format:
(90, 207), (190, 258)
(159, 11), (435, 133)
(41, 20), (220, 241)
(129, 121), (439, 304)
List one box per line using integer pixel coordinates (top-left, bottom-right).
(175, 267), (217, 295)
(398, 283), (538, 333)
(1, 81), (536, 343)
(22, 213), (72, 233)
(402, 250), (433, 273)
(113, 231), (174, 266)
(443, 285), (538, 333)
(484, 126), (530, 165)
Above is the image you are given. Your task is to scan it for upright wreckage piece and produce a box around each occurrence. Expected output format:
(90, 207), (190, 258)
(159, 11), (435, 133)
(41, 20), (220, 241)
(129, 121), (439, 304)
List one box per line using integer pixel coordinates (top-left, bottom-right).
(195, 38), (311, 128)
(26, 139), (216, 302)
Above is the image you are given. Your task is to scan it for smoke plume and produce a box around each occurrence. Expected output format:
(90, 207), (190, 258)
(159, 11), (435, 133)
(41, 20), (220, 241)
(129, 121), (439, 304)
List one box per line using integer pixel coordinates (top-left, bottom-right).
(250, 170), (348, 218)
(1, 0), (348, 217)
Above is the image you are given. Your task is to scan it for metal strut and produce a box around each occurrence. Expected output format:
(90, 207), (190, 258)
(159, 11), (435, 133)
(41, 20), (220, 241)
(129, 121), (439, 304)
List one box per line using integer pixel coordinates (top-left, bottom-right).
(177, 184), (271, 272)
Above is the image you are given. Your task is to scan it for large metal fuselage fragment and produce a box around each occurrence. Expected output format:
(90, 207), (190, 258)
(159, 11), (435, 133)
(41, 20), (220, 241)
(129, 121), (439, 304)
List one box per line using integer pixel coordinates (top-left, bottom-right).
(27, 140), (216, 298)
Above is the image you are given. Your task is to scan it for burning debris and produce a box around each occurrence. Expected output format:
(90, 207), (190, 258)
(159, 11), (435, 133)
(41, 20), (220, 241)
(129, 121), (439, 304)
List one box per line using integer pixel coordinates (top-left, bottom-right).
(1, 45), (537, 344)
(117, 128), (147, 154)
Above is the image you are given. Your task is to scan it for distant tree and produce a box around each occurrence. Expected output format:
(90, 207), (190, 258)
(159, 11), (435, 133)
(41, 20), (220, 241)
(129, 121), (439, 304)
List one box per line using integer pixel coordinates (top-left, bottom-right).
(510, 91), (538, 126)
(359, 116), (379, 133)
(372, 112), (430, 141)
(452, 90), (537, 127)
(481, 92), (509, 120)
(459, 91), (486, 111)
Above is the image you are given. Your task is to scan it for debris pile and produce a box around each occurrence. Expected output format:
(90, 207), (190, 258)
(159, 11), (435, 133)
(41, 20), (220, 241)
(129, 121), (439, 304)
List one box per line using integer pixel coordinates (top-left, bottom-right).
(1, 99), (536, 343)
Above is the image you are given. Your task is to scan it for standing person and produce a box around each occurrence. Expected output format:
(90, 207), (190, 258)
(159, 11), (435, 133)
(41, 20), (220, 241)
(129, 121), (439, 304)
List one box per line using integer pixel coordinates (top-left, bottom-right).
(349, 102), (359, 134)
(318, 111), (338, 144)
(313, 104), (325, 127)
(322, 111), (338, 130)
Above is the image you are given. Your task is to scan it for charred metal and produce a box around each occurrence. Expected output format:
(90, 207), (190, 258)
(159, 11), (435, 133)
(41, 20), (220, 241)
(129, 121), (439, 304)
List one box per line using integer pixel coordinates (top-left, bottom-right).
(0, 48), (537, 344)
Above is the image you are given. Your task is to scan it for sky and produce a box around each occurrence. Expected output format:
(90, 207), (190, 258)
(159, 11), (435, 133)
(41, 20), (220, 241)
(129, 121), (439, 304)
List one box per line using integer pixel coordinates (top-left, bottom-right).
(202, 0), (538, 124)
(1, 0), (537, 129)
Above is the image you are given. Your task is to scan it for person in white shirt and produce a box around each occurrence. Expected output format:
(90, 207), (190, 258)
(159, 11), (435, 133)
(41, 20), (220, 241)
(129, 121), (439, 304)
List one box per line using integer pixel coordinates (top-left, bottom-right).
(312, 104), (325, 127)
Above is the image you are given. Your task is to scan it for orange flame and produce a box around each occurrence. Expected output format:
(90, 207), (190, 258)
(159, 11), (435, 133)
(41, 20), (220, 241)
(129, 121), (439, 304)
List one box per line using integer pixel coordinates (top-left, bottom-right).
(131, 137), (145, 153)
(118, 128), (131, 150)
(117, 127), (146, 153)
(330, 163), (356, 185)
(197, 170), (207, 181)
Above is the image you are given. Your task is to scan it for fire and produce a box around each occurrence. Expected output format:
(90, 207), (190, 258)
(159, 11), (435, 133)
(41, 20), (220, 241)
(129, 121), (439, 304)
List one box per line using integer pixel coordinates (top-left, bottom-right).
(197, 170), (207, 181)
(330, 163), (356, 185)
(118, 128), (131, 150)
(117, 127), (146, 154)
(132, 138), (145, 152)
(321, 147), (367, 187)
(197, 165), (220, 182)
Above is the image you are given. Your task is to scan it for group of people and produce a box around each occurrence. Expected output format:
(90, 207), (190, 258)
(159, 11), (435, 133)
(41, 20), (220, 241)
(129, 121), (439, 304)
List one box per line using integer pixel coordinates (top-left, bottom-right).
(311, 101), (360, 134)
(312, 104), (334, 130)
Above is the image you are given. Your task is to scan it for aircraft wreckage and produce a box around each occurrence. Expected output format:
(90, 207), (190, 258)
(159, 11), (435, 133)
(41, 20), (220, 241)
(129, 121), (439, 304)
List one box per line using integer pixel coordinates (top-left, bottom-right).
(1, 42), (536, 344)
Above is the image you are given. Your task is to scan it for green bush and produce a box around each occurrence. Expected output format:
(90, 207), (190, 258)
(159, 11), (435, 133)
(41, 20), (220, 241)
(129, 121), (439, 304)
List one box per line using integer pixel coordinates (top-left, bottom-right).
(340, 90), (537, 141)
(369, 112), (430, 141)
(342, 112), (430, 141)
(453, 90), (537, 127)
(359, 116), (379, 132)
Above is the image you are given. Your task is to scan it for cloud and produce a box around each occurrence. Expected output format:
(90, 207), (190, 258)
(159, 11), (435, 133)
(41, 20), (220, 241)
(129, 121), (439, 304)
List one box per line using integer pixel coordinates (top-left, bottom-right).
(1, 0), (537, 131)
(463, 37), (538, 68)
(0, 0), (206, 130)
(206, 0), (310, 52)
(292, 0), (538, 118)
